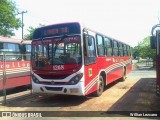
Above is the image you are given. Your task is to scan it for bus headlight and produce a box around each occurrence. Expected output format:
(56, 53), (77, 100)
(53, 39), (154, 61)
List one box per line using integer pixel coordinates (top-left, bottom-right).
(68, 73), (83, 85)
(32, 74), (39, 84)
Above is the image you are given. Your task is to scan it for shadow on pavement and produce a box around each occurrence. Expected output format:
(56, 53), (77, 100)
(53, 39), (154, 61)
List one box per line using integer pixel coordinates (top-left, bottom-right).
(108, 78), (160, 111)
(4, 94), (90, 107)
(0, 85), (31, 97)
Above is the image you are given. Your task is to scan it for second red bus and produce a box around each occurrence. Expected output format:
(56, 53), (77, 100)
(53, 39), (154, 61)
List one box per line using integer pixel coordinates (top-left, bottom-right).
(0, 36), (31, 91)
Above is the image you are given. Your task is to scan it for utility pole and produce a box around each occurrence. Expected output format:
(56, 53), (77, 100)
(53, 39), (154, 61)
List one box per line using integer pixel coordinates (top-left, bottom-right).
(18, 11), (27, 39)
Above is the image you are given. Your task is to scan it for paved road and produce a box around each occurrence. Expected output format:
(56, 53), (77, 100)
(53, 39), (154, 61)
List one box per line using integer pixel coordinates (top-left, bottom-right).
(130, 62), (156, 78)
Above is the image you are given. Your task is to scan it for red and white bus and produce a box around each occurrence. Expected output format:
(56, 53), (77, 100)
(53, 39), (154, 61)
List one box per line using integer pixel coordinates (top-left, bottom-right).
(0, 36), (31, 91)
(31, 22), (132, 96)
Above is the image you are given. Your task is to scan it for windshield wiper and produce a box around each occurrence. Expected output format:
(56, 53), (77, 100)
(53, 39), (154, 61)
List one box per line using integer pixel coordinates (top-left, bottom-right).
(39, 38), (48, 50)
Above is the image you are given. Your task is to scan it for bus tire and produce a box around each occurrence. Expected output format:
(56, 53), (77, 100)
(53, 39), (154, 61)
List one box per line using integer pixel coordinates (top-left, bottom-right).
(94, 76), (104, 97)
(120, 67), (126, 81)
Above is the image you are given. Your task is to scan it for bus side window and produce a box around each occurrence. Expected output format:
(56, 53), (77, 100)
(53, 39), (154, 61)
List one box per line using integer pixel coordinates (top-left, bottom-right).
(127, 45), (131, 56)
(104, 37), (112, 56)
(123, 44), (127, 56)
(84, 34), (96, 65)
(96, 34), (105, 56)
(113, 40), (118, 56)
(119, 42), (123, 56)
(24, 44), (31, 60)
(0, 42), (3, 50)
(0, 42), (3, 61)
(88, 36), (96, 57)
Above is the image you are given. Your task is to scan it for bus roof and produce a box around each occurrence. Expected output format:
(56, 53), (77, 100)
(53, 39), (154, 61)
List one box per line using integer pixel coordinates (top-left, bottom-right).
(83, 27), (131, 47)
(0, 36), (31, 44)
(32, 22), (131, 47)
(0, 36), (22, 43)
(37, 22), (80, 29)
(21, 40), (31, 44)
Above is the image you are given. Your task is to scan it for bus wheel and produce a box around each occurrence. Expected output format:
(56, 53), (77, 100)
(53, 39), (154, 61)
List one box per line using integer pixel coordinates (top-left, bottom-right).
(95, 76), (104, 97)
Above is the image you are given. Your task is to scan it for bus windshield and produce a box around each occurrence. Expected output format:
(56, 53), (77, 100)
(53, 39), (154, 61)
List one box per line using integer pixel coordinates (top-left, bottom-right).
(32, 35), (82, 69)
(0, 42), (21, 61)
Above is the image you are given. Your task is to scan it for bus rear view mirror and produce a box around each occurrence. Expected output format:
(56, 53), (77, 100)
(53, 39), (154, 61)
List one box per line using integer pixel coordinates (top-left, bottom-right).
(88, 37), (92, 46)
(83, 34), (92, 46)
(150, 36), (156, 49)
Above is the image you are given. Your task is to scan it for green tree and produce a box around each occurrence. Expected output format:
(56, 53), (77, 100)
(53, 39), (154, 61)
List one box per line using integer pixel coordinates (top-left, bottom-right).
(133, 36), (156, 66)
(0, 0), (21, 37)
(24, 26), (35, 40)
(24, 24), (45, 40)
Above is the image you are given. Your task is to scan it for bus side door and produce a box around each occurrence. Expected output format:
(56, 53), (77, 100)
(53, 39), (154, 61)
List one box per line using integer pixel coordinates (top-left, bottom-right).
(84, 34), (98, 95)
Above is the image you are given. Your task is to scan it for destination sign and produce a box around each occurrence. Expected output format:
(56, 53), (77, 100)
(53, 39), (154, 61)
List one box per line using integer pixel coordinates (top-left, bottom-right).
(43, 27), (69, 36)
(33, 22), (81, 39)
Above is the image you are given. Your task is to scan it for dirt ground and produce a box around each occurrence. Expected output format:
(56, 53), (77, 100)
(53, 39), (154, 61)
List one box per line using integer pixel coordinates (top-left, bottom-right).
(0, 63), (160, 118)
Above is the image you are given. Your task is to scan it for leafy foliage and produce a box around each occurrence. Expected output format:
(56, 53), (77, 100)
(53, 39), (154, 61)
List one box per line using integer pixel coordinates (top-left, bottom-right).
(24, 26), (35, 40)
(24, 24), (45, 40)
(133, 36), (156, 62)
(0, 0), (21, 37)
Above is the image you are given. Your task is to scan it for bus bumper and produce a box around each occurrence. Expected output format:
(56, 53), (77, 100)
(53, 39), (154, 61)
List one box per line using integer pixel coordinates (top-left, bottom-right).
(32, 81), (85, 96)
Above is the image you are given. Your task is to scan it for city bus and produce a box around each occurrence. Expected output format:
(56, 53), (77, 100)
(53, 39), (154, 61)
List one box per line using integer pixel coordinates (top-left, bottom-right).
(31, 22), (132, 96)
(0, 36), (31, 91)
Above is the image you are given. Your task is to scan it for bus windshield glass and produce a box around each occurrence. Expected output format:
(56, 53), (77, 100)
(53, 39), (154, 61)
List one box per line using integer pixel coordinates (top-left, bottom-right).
(32, 35), (82, 69)
(0, 42), (21, 61)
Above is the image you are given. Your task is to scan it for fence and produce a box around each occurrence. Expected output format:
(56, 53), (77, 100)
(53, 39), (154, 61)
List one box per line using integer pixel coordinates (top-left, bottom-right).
(145, 59), (154, 66)
(0, 53), (31, 104)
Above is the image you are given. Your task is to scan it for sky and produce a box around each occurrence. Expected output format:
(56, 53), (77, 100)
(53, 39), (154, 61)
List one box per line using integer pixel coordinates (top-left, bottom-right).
(13, 0), (160, 47)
